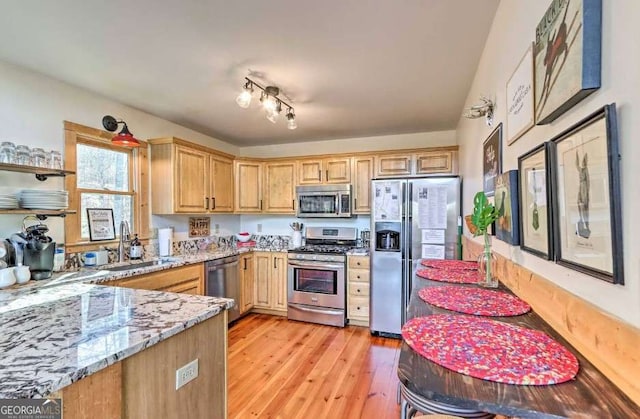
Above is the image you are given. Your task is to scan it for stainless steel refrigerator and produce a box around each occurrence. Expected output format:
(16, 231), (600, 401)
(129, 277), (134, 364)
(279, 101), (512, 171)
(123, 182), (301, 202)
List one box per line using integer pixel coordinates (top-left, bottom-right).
(370, 176), (461, 336)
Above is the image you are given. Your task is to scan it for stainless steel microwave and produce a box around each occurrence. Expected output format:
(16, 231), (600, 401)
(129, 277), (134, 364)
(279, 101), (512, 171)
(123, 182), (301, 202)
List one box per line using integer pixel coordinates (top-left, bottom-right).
(296, 184), (352, 218)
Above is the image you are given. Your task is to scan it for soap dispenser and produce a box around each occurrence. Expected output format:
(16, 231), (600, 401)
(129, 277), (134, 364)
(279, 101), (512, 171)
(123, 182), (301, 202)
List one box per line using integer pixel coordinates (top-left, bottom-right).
(129, 234), (143, 260)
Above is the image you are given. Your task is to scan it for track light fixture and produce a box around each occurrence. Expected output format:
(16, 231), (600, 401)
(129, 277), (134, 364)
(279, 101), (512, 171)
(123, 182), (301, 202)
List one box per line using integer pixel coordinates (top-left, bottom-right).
(236, 77), (297, 129)
(102, 115), (141, 147)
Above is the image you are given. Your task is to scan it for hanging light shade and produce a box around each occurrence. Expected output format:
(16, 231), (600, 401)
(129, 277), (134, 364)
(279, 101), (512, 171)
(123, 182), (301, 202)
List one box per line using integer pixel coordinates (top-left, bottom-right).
(102, 115), (141, 147)
(236, 80), (254, 109)
(286, 108), (297, 130)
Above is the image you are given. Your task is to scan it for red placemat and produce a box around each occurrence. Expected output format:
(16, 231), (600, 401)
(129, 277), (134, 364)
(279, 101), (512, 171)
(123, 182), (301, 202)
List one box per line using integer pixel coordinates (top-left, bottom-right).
(419, 286), (531, 316)
(402, 315), (579, 385)
(416, 267), (479, 284)
(420, 259), (478, 271)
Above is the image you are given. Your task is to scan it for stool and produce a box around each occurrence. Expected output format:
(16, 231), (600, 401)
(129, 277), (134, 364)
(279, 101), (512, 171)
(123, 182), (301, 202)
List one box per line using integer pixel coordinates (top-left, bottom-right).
(399, 382), (495, 419)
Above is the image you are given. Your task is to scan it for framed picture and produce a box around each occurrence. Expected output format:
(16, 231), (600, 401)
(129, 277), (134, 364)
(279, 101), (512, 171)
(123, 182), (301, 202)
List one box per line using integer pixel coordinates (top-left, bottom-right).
(507, 44), (535, 145)
(549, 104), (623, 284)
(483, 123), (503, 197)
(495, 170), (520, 245)
(87, 208), (116, 241)
(534, 0), (602, 125)
(189, 217), (210, 237)
(518, 143), (553, 259)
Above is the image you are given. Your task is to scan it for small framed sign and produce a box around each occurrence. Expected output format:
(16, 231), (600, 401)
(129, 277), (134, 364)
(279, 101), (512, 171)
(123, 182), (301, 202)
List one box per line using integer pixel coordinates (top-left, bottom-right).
(507, 44), (535, 145)
(483, 123), (503, 197)
(87, 208), (116, 241)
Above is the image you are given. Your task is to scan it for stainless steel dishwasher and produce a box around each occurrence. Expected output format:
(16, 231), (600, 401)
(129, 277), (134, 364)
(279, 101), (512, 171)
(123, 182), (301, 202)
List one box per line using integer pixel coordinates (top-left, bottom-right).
(205, 255), (240, 323)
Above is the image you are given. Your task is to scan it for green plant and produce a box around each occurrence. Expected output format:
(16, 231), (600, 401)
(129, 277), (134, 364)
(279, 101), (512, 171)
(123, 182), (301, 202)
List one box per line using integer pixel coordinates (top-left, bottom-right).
(471, 191), (499, 286)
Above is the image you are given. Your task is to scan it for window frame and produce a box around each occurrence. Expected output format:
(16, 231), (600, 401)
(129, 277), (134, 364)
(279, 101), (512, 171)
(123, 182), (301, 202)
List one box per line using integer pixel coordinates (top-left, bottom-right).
(64, 121), (149, 251)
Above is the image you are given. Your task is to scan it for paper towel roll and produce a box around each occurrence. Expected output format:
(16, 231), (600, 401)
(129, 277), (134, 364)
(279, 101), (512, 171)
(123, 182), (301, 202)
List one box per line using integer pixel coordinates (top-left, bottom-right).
(158, 228), (173, 257)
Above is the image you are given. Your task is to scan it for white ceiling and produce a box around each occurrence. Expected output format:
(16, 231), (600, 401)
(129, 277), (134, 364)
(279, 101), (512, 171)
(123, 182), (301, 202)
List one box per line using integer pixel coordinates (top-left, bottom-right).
(0, 0), (499, 146)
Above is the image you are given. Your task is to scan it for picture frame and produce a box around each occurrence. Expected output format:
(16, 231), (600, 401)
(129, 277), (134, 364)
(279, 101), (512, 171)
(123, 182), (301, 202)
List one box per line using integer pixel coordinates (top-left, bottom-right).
(518, 143), (553, 259)
(189, 217), (211, 238)
(534, 0), (602, 125)
(87, 208), (116, 241)
(495, 170), (520, 245)
(549, 104), (623, 284)
(507, 44), (535, 145)
(483, 123), (503, 197)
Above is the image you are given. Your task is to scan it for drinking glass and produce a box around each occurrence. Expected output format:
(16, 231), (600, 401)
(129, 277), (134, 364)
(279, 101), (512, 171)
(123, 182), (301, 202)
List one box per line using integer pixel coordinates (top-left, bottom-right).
(0, 142), (16, 164)
(15, 145), (31, 166)
(31, 147), (46, 167)
(48, 150), (63, 169)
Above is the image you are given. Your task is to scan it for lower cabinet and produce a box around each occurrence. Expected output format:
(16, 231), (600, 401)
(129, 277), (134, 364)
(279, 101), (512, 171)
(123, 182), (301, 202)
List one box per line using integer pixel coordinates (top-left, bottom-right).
(347, 255), (370, 326)
(253, 251), (288, 314)
(109, 264), (204, 295)
(238, 253), (255, 314)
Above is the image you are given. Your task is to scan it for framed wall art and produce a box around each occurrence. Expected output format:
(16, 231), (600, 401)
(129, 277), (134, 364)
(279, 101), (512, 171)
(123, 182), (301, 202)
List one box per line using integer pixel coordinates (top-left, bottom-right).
(87, 208), (116, 241)
(483, 123), (502, 197)
(495, 170), (520, 245)
(534, 0), (602, 125)
(518, 143), (553, 259)
(189, 217), (210, 238)
(506, 44), (535, 145)
(549, 104), (623, 284)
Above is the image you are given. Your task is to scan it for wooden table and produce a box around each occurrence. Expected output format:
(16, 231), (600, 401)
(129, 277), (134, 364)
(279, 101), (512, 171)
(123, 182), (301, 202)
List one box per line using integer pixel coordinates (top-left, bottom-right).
(397, 276), (640, 418)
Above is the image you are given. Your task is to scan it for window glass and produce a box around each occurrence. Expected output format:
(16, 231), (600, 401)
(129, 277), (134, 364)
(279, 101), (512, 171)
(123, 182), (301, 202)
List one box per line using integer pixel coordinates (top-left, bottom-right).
(80, 193), (133, 239)
(77, 144), (129, 191)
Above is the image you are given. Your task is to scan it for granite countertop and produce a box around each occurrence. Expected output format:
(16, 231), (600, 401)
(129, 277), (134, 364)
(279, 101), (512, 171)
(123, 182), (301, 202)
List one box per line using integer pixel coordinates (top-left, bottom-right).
(0, 282), (234, 398)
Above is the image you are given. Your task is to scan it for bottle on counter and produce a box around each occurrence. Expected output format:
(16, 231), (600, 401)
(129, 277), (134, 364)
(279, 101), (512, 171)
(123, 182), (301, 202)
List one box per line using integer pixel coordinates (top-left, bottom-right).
(129, 234), (143, 260)
(53, 246), (65, 271)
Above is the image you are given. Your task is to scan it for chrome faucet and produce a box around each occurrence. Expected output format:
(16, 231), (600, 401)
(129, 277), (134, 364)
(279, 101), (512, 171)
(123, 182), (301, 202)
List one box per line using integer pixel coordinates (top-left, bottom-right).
(118, 220), (131, 263)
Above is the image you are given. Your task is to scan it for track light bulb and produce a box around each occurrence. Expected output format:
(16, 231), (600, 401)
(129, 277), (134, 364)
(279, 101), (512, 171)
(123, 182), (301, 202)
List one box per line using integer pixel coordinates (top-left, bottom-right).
(236, 84), (253, 109)
(262, 95), (277, 113)
(286, 110), (297, 130)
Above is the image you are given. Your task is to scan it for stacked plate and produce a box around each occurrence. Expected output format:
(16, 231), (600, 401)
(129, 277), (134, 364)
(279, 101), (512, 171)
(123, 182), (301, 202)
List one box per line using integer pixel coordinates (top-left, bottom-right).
(0, 193), (19, 209)
(20, 189), (69, 210)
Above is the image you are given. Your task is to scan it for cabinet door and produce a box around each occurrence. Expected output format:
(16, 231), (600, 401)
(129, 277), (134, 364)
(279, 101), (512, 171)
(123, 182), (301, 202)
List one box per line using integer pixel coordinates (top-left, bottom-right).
(298, 159), (323, 185)
(174, 146), (209, 212)
(271, 253), (288, 311)
(253, 252), (272, 308)
(352, 157), (373, 214)
(264, 162), (296, 213)
(375, 154), (412, 177)
(324, 157), (351, 183)
(210, 156), (234, 212)
(234, 161), (263, 213)
(414, 151), (456, 174)
(162, 279), (202, 295)
(239, 254), (255, 314)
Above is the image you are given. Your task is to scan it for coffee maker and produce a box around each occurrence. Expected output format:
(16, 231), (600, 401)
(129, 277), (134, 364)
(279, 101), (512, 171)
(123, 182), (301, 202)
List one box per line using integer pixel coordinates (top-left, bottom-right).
(5, 222), (55, 280)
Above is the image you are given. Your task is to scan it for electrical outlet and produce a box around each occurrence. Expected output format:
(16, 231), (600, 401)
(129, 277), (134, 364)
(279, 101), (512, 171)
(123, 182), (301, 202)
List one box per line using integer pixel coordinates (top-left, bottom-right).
(257, 223), (263, 233)
(214, 223), (220, 234)
(175, 359), (199, 390)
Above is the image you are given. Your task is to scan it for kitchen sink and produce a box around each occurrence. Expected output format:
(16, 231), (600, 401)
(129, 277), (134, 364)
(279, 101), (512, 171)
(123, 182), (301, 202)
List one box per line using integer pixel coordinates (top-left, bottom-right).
(102, 259), (178, 272)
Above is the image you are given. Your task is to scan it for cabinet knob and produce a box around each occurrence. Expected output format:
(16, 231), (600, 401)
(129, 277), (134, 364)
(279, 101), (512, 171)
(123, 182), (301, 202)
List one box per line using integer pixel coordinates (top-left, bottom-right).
(357, 288), (361, 293)
(356, 306), (361, 310)
(357, 275), (361, 279)
(357, 262), (361, 266)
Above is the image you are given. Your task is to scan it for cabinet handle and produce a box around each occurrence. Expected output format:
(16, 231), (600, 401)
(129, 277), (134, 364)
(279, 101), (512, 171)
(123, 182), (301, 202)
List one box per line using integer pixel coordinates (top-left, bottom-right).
(274, 258), (277, 269)
(212, 197), (216, 210)
(292, 199), (295, 210)
(318, 170), (321, 180)
(325, 170), (328, 180)
(354, 198), (357, 209)
(260, 199), (263, 210)
(244, 258), (247, 270)
(205, 197), (209, 210)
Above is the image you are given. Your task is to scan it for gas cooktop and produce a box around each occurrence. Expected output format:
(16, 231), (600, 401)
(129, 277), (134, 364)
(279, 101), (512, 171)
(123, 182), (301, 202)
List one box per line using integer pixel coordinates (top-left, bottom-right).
(289, 245), (356, 255)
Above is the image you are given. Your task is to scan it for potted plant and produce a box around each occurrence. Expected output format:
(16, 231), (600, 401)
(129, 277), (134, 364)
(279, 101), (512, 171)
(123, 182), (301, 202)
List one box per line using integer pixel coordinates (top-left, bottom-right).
(470, 191), (499, 287)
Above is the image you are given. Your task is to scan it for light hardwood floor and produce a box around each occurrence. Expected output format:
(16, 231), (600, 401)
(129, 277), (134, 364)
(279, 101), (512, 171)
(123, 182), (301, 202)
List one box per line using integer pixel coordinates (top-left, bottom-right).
(228, 314), (402, 418)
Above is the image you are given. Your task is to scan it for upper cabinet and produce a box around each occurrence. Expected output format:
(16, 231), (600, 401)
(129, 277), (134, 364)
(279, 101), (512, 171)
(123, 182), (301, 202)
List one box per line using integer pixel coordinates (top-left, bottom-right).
(234, 160), (263, 213)
(351, 156), (374, 214)
(263, 161), (296, 214)
(298, 157), (351, 185)
(374, 149), (457, 178)
(149, 137), (234, 214)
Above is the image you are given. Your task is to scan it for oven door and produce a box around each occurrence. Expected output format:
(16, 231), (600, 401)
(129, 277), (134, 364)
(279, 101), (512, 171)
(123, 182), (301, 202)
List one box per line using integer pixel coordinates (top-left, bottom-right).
(288, 259), (345, 309)
(296, 193), (340, 218)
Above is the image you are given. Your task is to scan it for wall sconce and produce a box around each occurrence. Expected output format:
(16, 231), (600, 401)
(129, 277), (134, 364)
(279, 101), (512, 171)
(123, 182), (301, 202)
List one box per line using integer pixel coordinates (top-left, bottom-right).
(463, 96), (494, 127)
(236, 77), (297, 130)
(102, 115), (141, 147)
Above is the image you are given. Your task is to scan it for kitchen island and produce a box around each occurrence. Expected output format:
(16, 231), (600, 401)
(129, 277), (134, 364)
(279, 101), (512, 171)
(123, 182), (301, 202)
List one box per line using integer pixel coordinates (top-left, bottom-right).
(0, 282), (233, 418)
(397, 275), (640, 418)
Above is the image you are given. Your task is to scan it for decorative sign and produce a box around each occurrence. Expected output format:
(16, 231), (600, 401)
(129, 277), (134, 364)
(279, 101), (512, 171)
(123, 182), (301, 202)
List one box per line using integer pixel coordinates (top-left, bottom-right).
(495, 170), (520, 245)
(507, 45), (535, 145)
(483, 124), (503, 197)
(189, 217), (211, 237)
(87, 208), (116, 241)
(534, 0), (602, 124)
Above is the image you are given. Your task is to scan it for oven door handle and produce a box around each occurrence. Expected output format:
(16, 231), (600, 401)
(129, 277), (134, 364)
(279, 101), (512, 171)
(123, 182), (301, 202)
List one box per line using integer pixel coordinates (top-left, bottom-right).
(288, 260), (345, 270)
(288, 303), (344, 316)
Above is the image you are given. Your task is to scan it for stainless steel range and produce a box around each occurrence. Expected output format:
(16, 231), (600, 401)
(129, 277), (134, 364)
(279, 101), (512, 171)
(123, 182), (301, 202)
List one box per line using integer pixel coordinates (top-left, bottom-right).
(287, 226), (358, 327)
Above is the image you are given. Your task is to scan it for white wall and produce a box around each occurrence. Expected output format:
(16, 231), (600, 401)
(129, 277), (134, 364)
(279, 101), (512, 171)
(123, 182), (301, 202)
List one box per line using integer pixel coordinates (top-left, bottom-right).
(238, 130), (456, 158)
(457, 0), (640, 327)
(0, 60), (238, 242)
(240, 214), (370, 237)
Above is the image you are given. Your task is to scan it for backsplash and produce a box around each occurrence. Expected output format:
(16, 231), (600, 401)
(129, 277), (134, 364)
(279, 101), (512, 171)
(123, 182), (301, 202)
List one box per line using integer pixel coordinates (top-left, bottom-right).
(64, 234), (291, 270)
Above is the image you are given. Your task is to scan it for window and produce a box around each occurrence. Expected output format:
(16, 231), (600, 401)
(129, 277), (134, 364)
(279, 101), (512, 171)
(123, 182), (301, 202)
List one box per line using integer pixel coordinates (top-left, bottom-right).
(64, 121), (149, 249)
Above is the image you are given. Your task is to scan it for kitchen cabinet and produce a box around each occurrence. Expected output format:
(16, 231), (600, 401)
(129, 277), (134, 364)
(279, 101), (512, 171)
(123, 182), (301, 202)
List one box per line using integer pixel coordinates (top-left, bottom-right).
(148, 137), (234, 214)
(374, 153), (413, 177)
(374, 148), (458, 177)
(351, 156), (374, 214)
(253, 251), (288, 314)
(263, 161), (296, 213)
(234, 160), (263, 213)
(297, 157), (351, 184)
(239, 253), (255, 314)
(414, 150), (457, 174)
(347, 255), (370, 326)
(109, 263), (204, 295)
